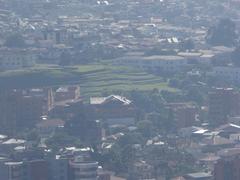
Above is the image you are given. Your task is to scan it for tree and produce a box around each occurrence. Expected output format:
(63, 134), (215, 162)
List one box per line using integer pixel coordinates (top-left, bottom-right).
(106, 144), (136, 174)
(206, 18), (238, 47)
(161, 90), (184, 103)
(59, 52), (72, 66)
(117, 132), (144, 147)
(186, 87), (204, 105)
(129, 90), (165, 113)
(4, 33), (26, 48)
(26, 129), (40, 142)
(45, 131), (82, 151)
(103, 132), (142, 174)
(137, 120), (154, 138)
(169, 78), (181, 88)
(180, 39), (195, 51)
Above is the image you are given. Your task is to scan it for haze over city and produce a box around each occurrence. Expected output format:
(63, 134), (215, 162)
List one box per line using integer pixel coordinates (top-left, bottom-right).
(0, 0), (240, 180)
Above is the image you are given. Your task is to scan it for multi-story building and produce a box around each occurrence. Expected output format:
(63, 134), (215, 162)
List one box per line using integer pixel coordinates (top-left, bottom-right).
(70, 156), (98, 180)
(36, 118), (65, 137)
(212, 66), (240, 84)
(0, 160), (49, 180)
(166, 103), (199, 128)
(208, 88), (240, 126)
(0, 153), (102, 180)
(89, 95), (137, 126)
(0, 157), (70, 180)
(42, 28), (69, 44)
(129, 161), (154, 180)
(23, 88), (54, 114)
(178, 51), (214, 65)
(0, 48), (36, 71)
(47, 157), (69, 180)
(5, 162), (24, 180)
(114, 55), (188, 73)
(0, 89), (24, 134)
(214, 156), (240, 180)
(0, 157), (10, 180)
(54, 85), (80, 102)
(23, 160), (48, 180)
(0, 88), (53, 135)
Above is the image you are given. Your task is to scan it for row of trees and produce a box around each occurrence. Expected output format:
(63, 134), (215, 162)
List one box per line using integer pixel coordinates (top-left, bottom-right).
(206, 18), (238, 47)
(206, 18), (240, 67)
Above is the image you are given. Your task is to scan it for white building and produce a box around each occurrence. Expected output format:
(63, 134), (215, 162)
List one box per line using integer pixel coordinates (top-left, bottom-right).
(178, 51), (214, 65)
(212, 66), (240, 83)
(115, 55), (188, 73)
(0, 48), (36, 71)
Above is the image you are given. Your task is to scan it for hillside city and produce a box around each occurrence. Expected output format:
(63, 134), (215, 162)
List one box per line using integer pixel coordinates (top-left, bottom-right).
(1, 0), (240, 180)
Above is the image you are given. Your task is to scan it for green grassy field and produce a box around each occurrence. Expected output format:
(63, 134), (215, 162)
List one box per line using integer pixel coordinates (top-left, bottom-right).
(0, 63), (177, 97)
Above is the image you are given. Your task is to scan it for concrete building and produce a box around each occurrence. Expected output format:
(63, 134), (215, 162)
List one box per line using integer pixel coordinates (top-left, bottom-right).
(89, 95), (137, 126)
(36, 118), (65, 137)
(166, 103), (199, 128)
(184, 172), (212, 180)
(214, 155), (240, 180)
(54, 85), (80, 102)
(0, 88), (54, 135)
(208, 88), (240, 126)
(0, 48), (36, 71)
(24, 88), (54, 114)
(178, 51), (214, 65)
(0, 160), (49, 180)
(49, 98), (83, 119)
(0, 157), (10, 180)
(97, 169), (111, 180)
(24, 160), (48, 180)
(115, 55), (188, 73)
(42, 28), (69, 44)
(0, 153), (72, 180)
(47, 157), (69, 180)
(212, 66), (240, 84)
(211, 46), (233, 65)
(5, 162), (24, 180)
(0, 90), (20, 135)
(70, 156), (98, 180)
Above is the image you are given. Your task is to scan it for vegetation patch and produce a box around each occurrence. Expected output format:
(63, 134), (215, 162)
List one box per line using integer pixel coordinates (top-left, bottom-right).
(0, 63), (177, 97)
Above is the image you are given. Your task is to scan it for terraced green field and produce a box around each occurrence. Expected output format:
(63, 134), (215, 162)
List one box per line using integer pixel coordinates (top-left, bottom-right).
(0, 63), (177, 97)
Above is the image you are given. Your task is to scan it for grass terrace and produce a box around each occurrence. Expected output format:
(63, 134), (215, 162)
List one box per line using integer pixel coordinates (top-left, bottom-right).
(0, 63), (177, 97)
